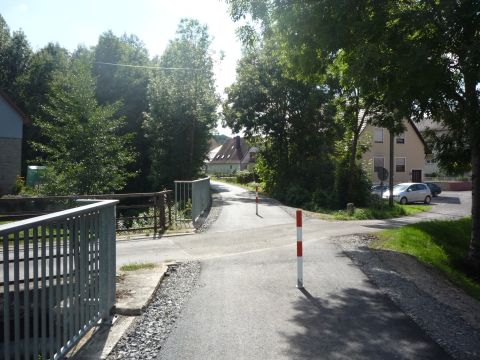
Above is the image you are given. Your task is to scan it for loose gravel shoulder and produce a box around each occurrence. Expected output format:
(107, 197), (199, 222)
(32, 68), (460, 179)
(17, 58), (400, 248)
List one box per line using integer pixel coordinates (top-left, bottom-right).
(196, 190), (223, 232)
(336, 234), (480, 360)
(108, 262), (201, 359)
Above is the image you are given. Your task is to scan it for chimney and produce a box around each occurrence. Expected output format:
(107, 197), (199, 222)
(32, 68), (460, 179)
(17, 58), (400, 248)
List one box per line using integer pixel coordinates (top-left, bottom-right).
(235, 136), (243, 160)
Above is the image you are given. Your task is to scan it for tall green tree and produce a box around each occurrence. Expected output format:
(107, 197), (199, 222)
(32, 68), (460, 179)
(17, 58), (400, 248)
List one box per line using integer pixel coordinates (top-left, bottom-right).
(144, 19), (219, 188)
(33, 58), (135, 195)
(226, 0), (399, 205)
(223, 42), (340, 207)
(93, 31), (151, 191)
(0, 14), (32, 103)
(19, 43), (70, 168)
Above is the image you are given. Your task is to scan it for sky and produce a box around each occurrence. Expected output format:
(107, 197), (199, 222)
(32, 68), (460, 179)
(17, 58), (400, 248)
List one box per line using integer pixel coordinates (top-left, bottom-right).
(1, 0), (242, 135)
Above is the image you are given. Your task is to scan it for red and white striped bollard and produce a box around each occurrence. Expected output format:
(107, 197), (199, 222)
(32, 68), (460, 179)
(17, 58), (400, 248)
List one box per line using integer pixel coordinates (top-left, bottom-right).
(296, 209), (303, 288)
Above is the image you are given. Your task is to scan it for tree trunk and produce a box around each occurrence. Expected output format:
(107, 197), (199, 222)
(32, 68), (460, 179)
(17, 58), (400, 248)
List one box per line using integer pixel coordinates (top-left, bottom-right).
(466, 70), (480, 274)
(389, 131), (394, 207)
(347, 131), (359, 203)
(469, 135), (480, 274)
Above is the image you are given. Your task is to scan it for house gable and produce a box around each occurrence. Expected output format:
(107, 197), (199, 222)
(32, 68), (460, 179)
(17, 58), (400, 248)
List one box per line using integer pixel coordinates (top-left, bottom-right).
(210, 136), (249, 165)
(0, 91), (30, 139)
(361, 119), (427, 183)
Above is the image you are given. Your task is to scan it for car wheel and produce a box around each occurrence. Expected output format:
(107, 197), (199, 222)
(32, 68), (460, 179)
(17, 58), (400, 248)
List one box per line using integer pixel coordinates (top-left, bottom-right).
(424, 196), (431, 204)
(400, 197), (408, 205)
(433, 192), (438, 197)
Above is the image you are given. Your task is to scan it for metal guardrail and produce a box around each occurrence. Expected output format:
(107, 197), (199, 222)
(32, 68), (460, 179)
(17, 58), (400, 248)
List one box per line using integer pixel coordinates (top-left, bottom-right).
(0, 199), (117, 360)
(174, 177), (211, 226)
(0, 191), (172, 237)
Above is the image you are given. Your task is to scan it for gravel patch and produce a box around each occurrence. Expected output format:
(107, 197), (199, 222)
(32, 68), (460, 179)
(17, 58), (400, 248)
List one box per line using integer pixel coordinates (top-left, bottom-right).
(108, 261), (201, 359)
(196, 190), (223, 232)
(336, 234), (480, 360)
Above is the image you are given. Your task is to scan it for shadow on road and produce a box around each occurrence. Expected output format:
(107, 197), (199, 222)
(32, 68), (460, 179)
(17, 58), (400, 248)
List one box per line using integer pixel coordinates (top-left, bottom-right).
(281, 287), (450, 359)
(433, 196), (461, 205)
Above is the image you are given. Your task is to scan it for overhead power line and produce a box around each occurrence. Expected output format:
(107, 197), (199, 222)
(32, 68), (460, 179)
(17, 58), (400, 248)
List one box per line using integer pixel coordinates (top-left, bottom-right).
(94, 61), (201, 71)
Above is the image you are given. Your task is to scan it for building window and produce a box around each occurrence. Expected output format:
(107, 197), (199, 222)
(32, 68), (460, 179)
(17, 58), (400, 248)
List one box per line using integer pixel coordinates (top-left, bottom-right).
(396, 133), (405, 144)
(374, 128), (383, 143)
(395, 157), (406, 172)
(426, 159), (435, 165)
(373, 157), (384, 173)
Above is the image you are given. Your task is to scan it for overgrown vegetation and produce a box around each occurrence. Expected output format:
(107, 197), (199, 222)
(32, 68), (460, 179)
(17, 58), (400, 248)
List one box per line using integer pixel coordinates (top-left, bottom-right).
(373, 218), (480, 300)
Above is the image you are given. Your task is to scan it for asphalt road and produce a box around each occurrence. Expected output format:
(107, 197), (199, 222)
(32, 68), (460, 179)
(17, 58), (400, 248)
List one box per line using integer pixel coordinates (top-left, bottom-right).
(116, 184), (471, 267)
(126, 181), (469, 359)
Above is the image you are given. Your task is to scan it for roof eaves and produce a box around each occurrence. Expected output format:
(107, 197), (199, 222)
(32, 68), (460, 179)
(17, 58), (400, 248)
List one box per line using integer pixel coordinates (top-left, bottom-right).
(0, 90), (31, 124)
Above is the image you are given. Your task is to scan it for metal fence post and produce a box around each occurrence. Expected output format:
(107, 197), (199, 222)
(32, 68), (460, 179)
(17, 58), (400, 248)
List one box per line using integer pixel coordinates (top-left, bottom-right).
(99, 208), (109, 320)
(153, 194), (158, 237)
(159, 193), (166, 231)
(108, 204), (116, 315)
(167, 191), (172, 227)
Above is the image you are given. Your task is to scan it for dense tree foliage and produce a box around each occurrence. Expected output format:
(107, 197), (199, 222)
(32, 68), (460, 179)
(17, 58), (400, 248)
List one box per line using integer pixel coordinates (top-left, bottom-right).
(33, 58), (135, 195)
(144, 19), (219, 188)
(0, 14), (31, 104)
(93, 32), (152, 191)
(0, 15), (221, 195)
(223, 42), (346, 207)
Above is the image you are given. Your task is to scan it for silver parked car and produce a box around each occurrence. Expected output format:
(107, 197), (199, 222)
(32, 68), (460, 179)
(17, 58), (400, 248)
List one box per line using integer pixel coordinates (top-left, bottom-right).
(382, 182), (432, 205)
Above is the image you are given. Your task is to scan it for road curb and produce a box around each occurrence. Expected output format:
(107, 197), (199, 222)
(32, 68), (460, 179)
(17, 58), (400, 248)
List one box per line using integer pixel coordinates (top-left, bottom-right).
(114, 264), (170, 316)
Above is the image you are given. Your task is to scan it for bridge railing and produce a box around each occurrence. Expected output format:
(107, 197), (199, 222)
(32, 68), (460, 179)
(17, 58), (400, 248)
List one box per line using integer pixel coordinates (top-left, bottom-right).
(0, 199), (117, 360)
(174, 177), (211, 227)
(0, 191), (173, 237)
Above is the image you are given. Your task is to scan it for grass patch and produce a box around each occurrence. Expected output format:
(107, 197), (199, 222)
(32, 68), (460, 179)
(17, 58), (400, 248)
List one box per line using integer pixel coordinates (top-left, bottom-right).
(120, 262), (156, 272)
(210, 176), (261, 193)
(372, 217), (480, 300)
(331, 203), (431, 220)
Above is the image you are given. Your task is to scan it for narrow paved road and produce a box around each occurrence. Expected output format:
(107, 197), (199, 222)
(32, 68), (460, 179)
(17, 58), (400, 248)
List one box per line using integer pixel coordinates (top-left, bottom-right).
(117, 181), (471, 359)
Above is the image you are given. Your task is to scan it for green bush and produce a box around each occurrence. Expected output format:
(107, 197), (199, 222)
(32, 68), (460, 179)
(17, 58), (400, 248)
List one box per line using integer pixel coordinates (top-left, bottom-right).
(235, 170), (256, 184)
(284, 185), (311, 207)
(333, 159), (371, 209)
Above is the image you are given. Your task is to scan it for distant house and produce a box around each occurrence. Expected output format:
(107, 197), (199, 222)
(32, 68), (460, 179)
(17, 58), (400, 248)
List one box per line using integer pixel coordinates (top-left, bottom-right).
(0, 90), (30, 194)
(413, 118), (444, 176)
(207, 136), (258, 174)
(361, 119), (428, 184)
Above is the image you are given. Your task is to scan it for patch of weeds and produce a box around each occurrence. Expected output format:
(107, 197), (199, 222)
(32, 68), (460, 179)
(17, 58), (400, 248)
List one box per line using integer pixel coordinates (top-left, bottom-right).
(120, 262), (157, 272)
